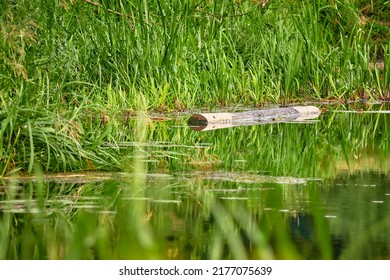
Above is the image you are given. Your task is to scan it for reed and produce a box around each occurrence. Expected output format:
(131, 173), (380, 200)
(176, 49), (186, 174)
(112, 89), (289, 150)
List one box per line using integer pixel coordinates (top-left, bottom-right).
(0, 1), (389, 177)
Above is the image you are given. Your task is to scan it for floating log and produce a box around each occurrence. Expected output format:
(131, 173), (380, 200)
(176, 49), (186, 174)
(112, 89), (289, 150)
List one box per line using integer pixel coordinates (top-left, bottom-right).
(188, 106), (321, 131)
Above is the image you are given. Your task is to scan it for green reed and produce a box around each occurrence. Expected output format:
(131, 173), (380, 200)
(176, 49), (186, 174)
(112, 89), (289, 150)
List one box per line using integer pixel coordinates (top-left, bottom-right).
(1, 0), (389, 173)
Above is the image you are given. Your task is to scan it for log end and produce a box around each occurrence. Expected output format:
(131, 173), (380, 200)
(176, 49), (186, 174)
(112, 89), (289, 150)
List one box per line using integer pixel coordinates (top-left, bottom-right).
(188, 113), (233, 125)
(292, 106), (321, 120)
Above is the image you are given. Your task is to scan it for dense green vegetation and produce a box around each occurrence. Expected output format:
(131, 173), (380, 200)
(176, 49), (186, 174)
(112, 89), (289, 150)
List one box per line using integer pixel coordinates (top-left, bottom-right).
(1, 0), (389, 173)
(0, 1), (389, 261)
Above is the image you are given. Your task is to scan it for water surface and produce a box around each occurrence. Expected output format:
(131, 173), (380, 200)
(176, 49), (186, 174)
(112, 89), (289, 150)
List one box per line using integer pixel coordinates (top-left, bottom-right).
(1, 103), (389, 259)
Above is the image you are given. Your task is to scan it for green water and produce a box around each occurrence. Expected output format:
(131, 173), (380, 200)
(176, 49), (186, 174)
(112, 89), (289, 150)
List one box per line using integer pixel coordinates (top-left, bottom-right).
(1, 103), (389, 260)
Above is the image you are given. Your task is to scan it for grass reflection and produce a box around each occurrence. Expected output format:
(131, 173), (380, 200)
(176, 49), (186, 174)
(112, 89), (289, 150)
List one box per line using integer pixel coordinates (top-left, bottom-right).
(1, 105), (390, 259)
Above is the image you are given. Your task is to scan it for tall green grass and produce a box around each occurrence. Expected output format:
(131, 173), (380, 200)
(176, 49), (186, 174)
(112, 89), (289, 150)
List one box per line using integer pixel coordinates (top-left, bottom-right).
(1, 0), (389, 173)
(1, 1), (389, 260)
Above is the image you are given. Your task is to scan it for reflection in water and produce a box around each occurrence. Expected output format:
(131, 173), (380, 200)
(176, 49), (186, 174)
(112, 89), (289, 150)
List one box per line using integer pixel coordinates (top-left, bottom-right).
(1, 170), (389, 259)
